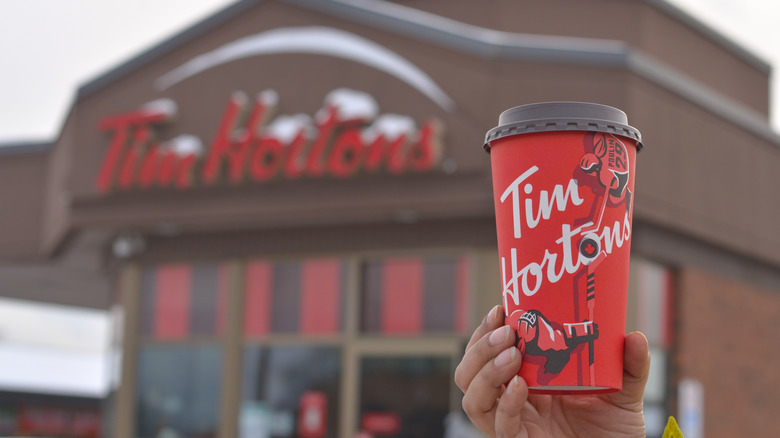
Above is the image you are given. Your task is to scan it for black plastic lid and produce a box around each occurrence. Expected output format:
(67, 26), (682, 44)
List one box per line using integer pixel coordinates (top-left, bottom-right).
(484, 102), (643, 152)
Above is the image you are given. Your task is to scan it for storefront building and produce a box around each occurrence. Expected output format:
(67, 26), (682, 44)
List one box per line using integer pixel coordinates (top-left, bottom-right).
(1, 0), (779, 437)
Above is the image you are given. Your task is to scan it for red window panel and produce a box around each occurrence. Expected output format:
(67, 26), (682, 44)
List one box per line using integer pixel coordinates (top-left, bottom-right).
(244, 260), (273, 336)
(300, 258), (343, 334)
(381, 258), (424, 334)
(154, 264), (191, 339)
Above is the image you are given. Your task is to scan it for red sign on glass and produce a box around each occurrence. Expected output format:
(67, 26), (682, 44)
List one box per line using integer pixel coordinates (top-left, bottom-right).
(298, 391), (327, 438)
(361, 412), (401, 436)
(96, 89), (443, 192)
(17, 406), (101, 438)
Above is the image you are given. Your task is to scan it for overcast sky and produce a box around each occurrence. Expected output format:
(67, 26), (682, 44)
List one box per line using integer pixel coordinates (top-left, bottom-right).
(0, 0), (236, 143)
(0, 0), (778, 144)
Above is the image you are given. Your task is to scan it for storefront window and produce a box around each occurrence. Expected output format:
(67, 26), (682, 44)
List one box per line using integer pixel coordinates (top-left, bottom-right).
(360, 256), (469, 335)
(240, 346), (341, 438)
(629, 258), (674, 438)
(136, 345), (222, 438)
(358, 356), (451, 438)
(139, 263), (229, 339)
(244, 258), (346, 336)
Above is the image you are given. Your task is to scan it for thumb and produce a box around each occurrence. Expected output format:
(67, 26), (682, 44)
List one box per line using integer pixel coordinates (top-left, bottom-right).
(605, 331), (651, 410)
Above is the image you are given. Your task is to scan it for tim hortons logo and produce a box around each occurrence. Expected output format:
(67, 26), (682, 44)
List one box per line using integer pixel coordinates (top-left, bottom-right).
(95, 88), (443, 192)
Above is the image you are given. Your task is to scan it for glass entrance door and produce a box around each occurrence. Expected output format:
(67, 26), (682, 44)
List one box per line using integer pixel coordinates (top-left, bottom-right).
(358, 356), (452, 438)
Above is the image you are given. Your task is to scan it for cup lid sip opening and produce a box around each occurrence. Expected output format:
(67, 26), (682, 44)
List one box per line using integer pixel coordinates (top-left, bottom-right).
(484, 102), (643, 152)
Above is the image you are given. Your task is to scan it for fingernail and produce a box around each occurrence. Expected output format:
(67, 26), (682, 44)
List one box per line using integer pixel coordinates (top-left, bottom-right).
(494, 347), (517, 367)
(488, 305), (500, 324)
(489, 325), (510, 345)
(505, 375), (519, 395)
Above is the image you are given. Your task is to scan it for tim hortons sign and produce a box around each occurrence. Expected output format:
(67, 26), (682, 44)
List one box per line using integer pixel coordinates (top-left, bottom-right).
(95, 88), (443, 192)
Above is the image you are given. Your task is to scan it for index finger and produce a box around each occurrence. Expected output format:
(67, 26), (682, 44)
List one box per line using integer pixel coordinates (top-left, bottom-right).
(465, 305), (504, 353)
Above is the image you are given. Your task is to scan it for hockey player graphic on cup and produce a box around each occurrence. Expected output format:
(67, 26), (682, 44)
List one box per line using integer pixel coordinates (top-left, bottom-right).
(506, 308), (599, 375)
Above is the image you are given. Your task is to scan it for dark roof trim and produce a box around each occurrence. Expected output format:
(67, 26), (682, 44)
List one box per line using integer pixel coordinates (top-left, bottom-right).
(288, 0), (631, 65)
(628, 51), (780, 144)
(76, 0), (778, 146)
(0, 141), (51, 156)
(285, 0), (780, 145)
(287, 0), (770, 72)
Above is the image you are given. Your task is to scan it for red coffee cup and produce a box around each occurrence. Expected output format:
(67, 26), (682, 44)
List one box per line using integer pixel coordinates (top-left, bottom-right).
(484, 102), (643, 394)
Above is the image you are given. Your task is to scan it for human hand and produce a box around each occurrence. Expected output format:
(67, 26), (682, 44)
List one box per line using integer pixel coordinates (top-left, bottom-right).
(454, 305), (650, 437)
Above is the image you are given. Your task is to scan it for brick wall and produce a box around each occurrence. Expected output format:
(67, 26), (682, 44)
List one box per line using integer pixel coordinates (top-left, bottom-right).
(676, 267), (780, 437)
